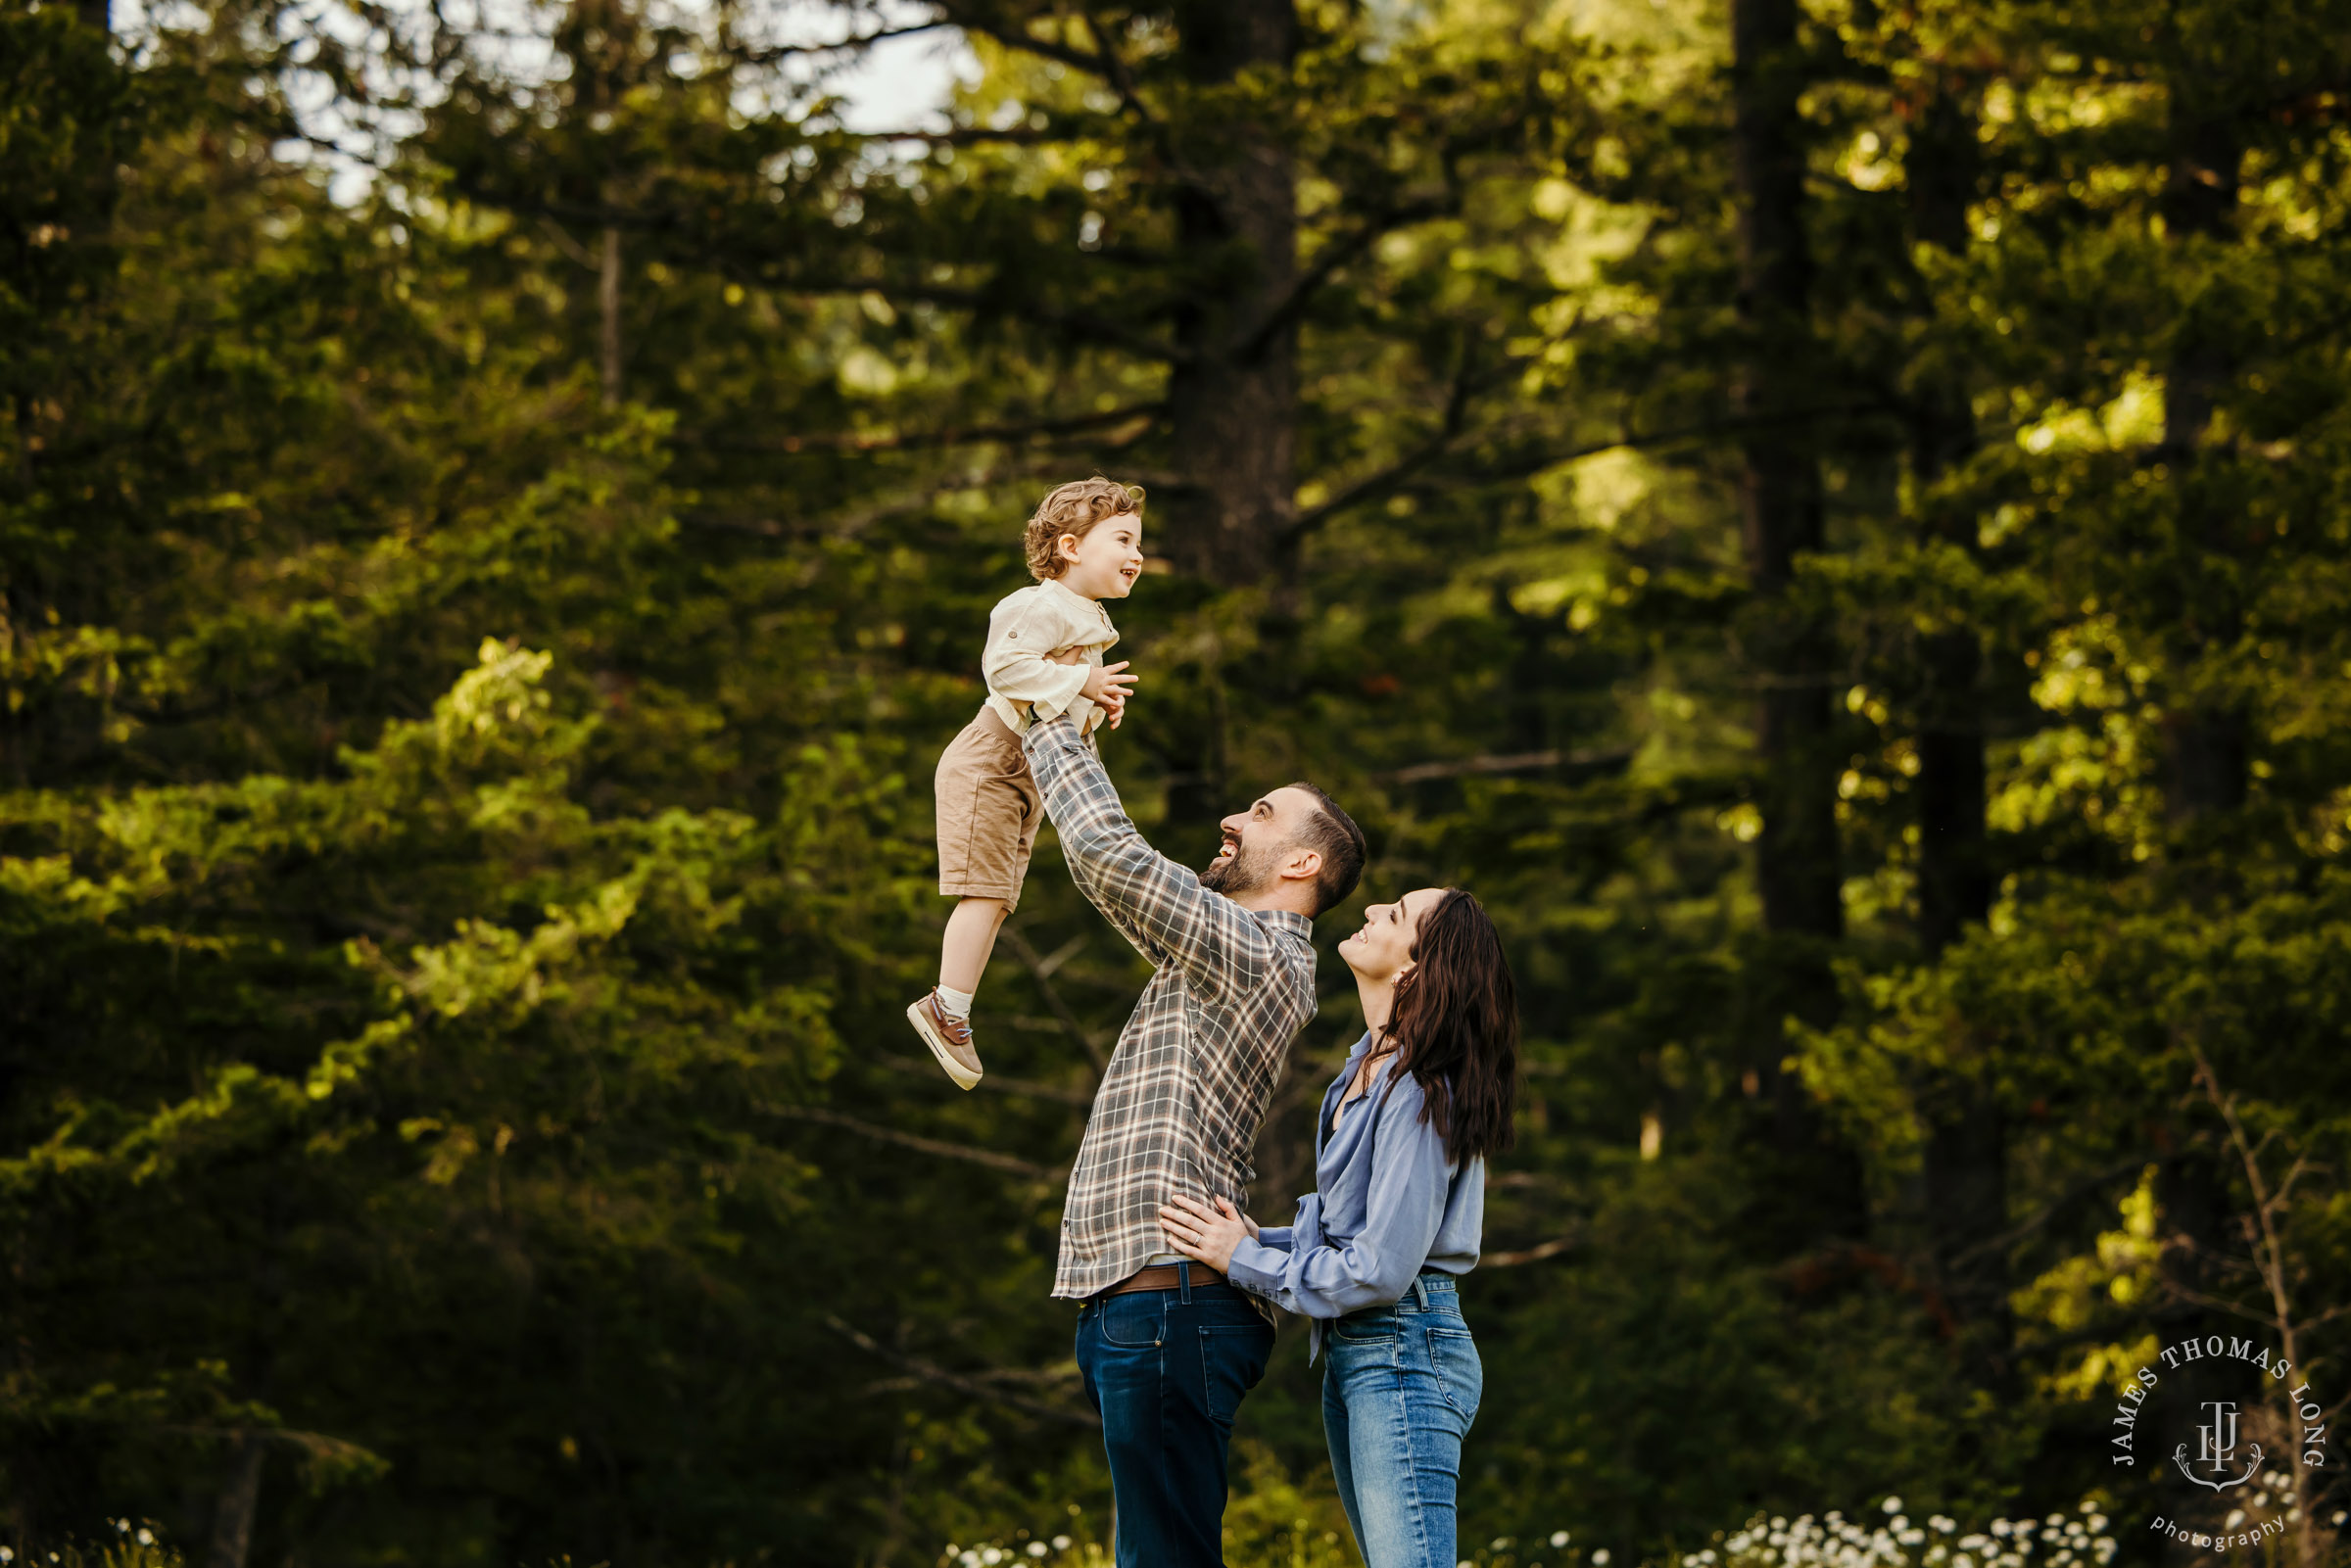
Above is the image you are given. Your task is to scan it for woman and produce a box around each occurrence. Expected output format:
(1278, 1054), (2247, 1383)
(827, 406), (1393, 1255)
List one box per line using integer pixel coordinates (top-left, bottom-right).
(1158, 886), (1518, 1568)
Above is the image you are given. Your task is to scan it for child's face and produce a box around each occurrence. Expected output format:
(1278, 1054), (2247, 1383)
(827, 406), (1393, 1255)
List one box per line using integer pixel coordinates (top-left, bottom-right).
(1056, 513), (1145, 599)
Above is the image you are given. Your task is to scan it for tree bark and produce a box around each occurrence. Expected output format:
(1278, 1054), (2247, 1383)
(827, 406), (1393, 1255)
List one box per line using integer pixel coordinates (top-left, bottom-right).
(207, 1433), (265, 1568)
(1729, 0), (1865, 1245)
(1162, 0), (1298, 588)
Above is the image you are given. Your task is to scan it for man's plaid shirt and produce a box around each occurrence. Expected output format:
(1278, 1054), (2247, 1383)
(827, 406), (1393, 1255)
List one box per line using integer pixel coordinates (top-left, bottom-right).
(1024, 717), (1319, 1303)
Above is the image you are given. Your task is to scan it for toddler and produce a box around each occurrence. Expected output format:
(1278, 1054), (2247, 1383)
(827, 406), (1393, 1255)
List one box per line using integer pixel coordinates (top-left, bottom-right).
(909, 478), (1144, 1087)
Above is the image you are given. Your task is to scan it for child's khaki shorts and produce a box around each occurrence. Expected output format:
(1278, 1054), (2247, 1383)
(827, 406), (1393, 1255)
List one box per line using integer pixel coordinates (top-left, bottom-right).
(935, 707), (1043, 908)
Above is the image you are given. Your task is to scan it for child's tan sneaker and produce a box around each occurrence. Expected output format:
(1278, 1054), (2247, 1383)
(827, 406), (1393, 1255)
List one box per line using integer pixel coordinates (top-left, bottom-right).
(909, 990), (984, 1090)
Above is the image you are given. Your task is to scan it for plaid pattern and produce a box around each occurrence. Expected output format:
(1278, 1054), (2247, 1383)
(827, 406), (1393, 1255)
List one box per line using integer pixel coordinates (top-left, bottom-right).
(1024, 717), (1319, 1303)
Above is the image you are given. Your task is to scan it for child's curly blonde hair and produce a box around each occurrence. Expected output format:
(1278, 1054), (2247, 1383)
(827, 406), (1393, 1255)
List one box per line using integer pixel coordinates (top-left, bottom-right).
(1025, 477), (1145, 582)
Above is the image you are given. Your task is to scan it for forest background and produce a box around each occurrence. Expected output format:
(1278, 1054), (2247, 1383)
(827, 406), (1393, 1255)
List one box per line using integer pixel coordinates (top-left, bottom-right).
(7, 0), (2351, 1562)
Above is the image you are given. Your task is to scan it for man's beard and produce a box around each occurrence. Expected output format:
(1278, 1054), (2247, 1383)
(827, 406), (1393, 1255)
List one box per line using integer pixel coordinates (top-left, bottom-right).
(1200, 835), (1277, 896)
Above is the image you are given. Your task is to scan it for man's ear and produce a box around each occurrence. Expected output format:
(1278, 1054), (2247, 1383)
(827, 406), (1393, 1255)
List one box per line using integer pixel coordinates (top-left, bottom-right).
(1279, 847), (1323, 884)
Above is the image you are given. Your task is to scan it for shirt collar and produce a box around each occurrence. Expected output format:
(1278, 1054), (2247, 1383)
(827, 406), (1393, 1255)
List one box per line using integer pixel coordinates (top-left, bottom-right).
(1253, 908), (1314, 942)
(1040, 576), (1102, 615)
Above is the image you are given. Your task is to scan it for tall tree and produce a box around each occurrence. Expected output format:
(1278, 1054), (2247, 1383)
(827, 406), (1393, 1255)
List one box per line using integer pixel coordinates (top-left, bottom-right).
(1900, 68), (2010, 1383)
(1728, 0), (1864, 1243)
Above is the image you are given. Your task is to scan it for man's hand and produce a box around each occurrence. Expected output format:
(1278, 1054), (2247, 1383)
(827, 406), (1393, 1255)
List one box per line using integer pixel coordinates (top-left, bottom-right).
(1156, 1193), (1257, 1273)
(1081, 659), (1136, 729)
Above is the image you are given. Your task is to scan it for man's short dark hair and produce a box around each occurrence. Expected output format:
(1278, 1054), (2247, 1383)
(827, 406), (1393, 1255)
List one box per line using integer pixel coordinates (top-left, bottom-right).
(1285, 782), (1366, 917)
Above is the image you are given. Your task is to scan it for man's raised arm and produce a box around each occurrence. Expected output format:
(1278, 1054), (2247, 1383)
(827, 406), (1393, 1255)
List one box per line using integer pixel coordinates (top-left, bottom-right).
(1024, 716), (1273, 997)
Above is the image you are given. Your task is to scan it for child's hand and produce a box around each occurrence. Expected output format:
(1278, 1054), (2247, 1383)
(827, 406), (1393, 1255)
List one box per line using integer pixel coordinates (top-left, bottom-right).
(1082, 660), (1136, 718)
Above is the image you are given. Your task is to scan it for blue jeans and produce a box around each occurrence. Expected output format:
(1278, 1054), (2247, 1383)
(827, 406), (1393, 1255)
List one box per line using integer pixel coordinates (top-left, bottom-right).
(1075, 1271), (1276, 1568)
(1321, 1273), (1482, 1568)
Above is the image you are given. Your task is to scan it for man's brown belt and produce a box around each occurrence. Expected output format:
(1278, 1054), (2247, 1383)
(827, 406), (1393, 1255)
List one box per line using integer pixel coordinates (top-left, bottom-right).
(1101, 1262), (1228, 1297)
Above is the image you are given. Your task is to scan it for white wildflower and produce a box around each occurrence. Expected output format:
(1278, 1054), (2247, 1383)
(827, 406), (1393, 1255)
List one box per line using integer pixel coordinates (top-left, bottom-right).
(1027, 1545), (1048, 1559)
(1596, 1549), (1613, 1564)
(1885, 1499), (1904, 1516)
(1557, 1534), (1575, 1549)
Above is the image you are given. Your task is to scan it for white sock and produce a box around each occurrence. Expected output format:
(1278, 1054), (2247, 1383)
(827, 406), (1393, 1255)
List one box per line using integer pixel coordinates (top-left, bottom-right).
(936, 984), (976, 1020)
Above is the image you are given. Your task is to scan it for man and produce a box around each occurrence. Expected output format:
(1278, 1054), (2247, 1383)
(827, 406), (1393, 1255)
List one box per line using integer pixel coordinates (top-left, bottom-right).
(1023, 712), (1367, 1568)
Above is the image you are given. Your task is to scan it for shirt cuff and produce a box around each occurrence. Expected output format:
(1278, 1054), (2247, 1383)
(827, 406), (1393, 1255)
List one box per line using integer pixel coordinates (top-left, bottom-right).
(1025, 663), (1092, 723)
(1224, 1237), (1291, 1300)
(1252, 1226), (1295, 1252)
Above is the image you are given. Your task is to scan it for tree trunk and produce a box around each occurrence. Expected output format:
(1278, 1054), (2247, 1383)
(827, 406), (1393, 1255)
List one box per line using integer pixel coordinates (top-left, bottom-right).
(2158, 87), (2243, 820)
(1729, 0), (1865, 1245)
(206, 1433), (265, 1568)
(1906, 84), (2010, 1385)
(600, 222), (624, 407)
(1162, 0), (1298, 588)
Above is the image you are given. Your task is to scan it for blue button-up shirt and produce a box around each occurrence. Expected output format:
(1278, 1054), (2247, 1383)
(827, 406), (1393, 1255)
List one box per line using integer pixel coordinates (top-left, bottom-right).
(1223, 1032), (1485, 1358)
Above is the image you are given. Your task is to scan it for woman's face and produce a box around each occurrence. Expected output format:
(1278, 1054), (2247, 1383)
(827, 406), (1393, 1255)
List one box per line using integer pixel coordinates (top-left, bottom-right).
(1338, 887), (1446, 985)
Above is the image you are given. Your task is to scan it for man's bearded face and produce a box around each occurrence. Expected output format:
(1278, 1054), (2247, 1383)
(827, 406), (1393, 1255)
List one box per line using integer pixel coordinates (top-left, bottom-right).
(1199, 825), (1280, 896)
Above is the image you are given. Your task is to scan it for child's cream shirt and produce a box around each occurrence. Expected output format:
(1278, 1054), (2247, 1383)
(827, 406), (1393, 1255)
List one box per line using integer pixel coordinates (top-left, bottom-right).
(983, 577), (1121, 738)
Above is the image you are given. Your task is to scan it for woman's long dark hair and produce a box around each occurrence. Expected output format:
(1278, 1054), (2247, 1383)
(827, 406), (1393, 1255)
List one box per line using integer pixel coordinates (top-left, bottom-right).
(1376, 888), (1518, 1164)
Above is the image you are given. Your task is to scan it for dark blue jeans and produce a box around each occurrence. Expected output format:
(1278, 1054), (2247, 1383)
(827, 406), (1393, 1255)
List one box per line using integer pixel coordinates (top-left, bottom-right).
(1075, 1271), (1276, 1568)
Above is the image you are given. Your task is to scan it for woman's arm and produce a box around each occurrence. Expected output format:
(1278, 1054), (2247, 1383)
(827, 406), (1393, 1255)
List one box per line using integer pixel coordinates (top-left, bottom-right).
(1201, 1083), (1455, 1318)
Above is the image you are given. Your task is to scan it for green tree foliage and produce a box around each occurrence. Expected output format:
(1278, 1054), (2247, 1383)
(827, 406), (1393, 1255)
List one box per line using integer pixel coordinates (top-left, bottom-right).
(6, 0), (2351, 1562)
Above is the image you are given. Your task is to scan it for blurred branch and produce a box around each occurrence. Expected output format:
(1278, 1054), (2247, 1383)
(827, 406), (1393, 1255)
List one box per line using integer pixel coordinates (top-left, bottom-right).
(1948, 1153), (2157, 1265)
(824, 1315), (1101, 1428)
(873, 1051), (1095, 1107)
(1455, 401), (1898, 490)
(945, 13), (1114, 81)
(765, 1105), (1059, 1180)
(676, 403), (1165, 454)
(847, 124), (1085, 145)
(1240, 195), (1456, 363)
(1378, 745), (1634, 786)
(1000, 925), (1112, 1075)
(737, 21), (956, 65)
(766, 275), (1184, 363)
(1483, 1235), (1577, 1267)
(1286, 351), (1481, 538)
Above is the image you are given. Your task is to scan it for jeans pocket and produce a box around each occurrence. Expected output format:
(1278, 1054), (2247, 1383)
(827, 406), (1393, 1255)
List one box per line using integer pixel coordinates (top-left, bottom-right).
(1426, 1327), (1482, 1422)
(1199, 1324), (1272, 1424)
(1096, 1293), (1163, 1348)
(1330, 1310), (1397, 1345)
